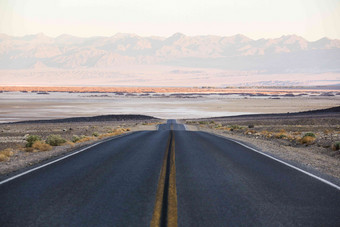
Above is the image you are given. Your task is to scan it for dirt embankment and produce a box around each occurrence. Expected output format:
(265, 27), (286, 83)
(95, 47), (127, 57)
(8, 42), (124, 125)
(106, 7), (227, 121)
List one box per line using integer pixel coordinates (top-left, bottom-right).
(0, 115), (164, 177)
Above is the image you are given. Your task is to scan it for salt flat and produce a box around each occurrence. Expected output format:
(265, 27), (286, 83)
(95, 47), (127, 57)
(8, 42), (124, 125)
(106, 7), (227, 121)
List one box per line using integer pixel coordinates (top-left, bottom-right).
(0, 92), (339, 122)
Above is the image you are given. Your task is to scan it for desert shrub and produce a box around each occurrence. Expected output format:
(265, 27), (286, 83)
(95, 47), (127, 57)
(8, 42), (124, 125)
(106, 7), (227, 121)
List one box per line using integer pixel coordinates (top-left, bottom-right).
(71, 135), (81, 143)
(248, 124), (254, 128)
(229, 125), (242, 131)
(32, 141), (52, 152)
(92, 132), (99, 137)
(332, 141), (340, 151)
(303, 132), (316, 138)
(46, 134), (66, 146)
(26, 135), (41, 147)
(199, 121), (208, 124)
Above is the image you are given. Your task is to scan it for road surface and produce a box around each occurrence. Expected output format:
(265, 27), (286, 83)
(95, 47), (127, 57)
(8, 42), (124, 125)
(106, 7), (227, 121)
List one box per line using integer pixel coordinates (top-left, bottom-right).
(1, 120), (339, 226)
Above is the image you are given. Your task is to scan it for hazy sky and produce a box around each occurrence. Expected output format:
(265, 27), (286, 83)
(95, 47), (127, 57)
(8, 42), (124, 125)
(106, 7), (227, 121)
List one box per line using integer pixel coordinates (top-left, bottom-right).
(0, 0), (339, 40)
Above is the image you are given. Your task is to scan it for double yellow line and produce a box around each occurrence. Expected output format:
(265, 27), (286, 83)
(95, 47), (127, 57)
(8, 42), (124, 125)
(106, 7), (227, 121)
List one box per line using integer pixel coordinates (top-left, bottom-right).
(150, 130), (178, 227)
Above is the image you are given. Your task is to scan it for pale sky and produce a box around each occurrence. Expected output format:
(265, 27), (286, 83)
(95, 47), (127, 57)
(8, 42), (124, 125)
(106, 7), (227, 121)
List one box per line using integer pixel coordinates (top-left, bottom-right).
(0, 0), (339, 41)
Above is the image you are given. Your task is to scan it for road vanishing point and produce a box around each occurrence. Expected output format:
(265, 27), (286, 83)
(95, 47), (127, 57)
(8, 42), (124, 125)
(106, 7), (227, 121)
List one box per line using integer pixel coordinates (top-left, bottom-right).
(1, 120), (340, 226)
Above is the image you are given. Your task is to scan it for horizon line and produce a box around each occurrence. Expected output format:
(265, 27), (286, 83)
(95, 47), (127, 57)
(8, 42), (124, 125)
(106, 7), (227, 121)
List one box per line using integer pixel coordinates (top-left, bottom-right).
(1, 32), (338, 42)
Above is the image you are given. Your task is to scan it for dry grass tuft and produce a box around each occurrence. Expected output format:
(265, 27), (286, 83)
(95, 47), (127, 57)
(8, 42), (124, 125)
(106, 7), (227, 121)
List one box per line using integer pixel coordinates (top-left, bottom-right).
(31, 141), (52, 152)
(98, 128), (130, 139)
(260, 130), (273, 138)
(300, 136), (316, 144)
(0, 154), (9, 162)
(76, 136), (96, 143)
(0, 148), (14, 161)
(65, 141), (75, 147)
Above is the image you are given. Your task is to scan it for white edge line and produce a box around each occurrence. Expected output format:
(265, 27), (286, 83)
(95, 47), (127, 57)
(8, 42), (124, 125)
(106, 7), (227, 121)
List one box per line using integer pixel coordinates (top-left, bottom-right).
(205, 132), (340, 191)
(0, 132), (133, 186)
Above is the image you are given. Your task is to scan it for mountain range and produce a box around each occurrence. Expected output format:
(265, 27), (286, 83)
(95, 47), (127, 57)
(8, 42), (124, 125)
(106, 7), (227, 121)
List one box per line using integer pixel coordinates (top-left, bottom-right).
(1, 33), (340, 86)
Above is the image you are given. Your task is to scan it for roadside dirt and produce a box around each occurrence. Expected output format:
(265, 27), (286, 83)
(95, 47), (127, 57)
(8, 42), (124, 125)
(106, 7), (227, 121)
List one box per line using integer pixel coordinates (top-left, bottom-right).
(0, 116), (164, 176)
(181, 109), (340, 181)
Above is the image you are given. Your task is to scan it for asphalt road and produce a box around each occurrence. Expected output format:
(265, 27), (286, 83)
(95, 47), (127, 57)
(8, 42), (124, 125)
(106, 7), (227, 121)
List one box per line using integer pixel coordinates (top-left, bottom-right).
(1, 120), (340, 226)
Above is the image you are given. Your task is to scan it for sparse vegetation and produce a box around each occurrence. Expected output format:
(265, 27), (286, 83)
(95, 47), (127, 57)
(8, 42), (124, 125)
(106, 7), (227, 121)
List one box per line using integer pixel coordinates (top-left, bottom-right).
(229, 125), (243, 131)
(76, 136), (95, 143)
(0, 148), (14, 161)
(275, 132), (288, 139)
(25, 135), (41, 147)
(71, 135), (81, 143)
(92, 132), (99, 137)
(332, 141), (340, 151)
(98, 128), (130, 139)
(303, 132), (316, 138)
(46, 134), (66, 146)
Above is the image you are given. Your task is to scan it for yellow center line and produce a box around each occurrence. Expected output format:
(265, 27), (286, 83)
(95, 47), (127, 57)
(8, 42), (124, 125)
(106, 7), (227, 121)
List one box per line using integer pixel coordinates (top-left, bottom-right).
(150, 130), (178, 227)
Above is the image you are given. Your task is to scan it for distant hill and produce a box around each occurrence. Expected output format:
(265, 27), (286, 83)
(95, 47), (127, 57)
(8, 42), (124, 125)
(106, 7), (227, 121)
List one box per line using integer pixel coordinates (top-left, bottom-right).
(0, 33), (340, 86)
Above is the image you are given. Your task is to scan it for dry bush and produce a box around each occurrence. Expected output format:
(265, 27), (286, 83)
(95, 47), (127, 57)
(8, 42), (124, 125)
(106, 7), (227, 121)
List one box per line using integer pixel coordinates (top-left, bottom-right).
(25, 147), (34, 152)
(300, 136), (316, 144)
(324, 129), (333, 135)
(261, 130), (273, 138)
(0, 148), (14, 157)
(98, 128), (130, 139)
(0, 154), (9, 162)
(76, 137), (95, 143)
(0, 148), (14, 161)
(218, 126), (231, 131)
(32, 141), (52, 152)
(279, 129), (287, 133)
(274, 132), (288, 139)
